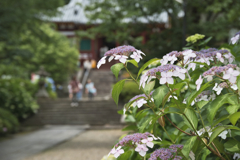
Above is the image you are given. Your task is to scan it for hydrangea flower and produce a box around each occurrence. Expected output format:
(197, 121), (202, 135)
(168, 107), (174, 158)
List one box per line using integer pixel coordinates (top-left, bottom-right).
(223, 68), (240, 84)
(135, 144), (148, 156)
(218, 130), (228, 139)
(197, 126), (212, 137)
(108, 146), (124, 158)
(213, 83), (223, 95)
(130, 52), (142, 63)
(233, 153), (240, 160)
(231, 34), (240, 45)
(196, 75), (203, 91)
(114, 55), (128, 64)
(149, 145), (183, 160)
(97, 56), (107, 68)
(160, 71), (174, 84)
(132, 98), (147, 108)
(173, 67), (187, 80)
(141, 137), (154, 148)
(216, 52), (224, 63)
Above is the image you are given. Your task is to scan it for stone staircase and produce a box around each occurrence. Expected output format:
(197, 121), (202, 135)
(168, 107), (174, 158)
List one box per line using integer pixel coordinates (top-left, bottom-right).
(23, 98), (122, 126)
(86, 70), (115, 97)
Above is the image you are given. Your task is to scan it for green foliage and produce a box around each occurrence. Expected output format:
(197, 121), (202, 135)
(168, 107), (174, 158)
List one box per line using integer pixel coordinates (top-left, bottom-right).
(119, 81), (141, 103)
(0, 79), (39, 120)
(0, 108), (19, 135)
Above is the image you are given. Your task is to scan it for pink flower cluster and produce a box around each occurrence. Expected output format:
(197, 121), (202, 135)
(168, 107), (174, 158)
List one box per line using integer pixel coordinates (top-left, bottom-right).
(109, 132), (161, 157)
(140, 64), (187, 88)
(104, 45), (136, 56)
(97, 45), (145, 68)
(149, 144), (183, 160)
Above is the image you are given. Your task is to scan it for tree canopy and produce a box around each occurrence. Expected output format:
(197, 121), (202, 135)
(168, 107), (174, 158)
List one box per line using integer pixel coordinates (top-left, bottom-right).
(85, 0), (240, 59)
(0, 0), (79, 83)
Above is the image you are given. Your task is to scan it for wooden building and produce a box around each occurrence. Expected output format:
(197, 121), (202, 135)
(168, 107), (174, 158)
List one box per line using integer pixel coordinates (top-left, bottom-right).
(48, 0), (168, 68)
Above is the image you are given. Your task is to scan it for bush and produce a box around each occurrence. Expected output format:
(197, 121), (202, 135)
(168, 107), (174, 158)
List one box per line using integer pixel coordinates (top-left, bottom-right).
(0, 108), (19, 135)
(0, 78), (39, 120)
(119, 81), (141, 103)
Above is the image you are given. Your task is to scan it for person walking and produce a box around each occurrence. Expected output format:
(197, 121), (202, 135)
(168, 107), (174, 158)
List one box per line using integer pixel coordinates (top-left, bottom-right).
(68, 76), (82, 107)
(85, 79), (97, 100)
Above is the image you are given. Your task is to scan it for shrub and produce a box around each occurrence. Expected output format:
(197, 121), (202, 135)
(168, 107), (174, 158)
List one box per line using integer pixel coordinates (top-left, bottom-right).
(0, 108), (19, 135)
(0, 78), (39, 120)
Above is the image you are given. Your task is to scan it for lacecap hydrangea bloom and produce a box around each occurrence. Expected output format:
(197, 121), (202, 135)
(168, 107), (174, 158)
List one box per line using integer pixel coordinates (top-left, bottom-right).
(108, 132), (161, 158)
(149, 144), (183, 160)
(97, 45), (145, 68)
(231, 31), (240, 45)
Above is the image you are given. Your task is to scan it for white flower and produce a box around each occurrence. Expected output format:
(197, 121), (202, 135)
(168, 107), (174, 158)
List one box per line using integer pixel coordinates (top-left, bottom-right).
(160, 72), (174, 84)
(160, 55), (171, 65)
(197, 58), (206, 68)
(170, 55), (177, 64)
(208, 93), (216, 101)
(130, 52), (142, 63)
(108, 55), (114, 62)
(205, 74), (213, 82)
(189, 151), (195, 160)
(97, 56), (107, 69)
(197, 126), (212, 137)
(187, 62), (196, 71)
(213, 83), (223, 95)
(168, 95), (178, 102)
(173, 67), (187, 80)
(136, 50), (146, 56)
(114, 55), (128, 64)
(141, 137), (154, 148)
(233, 153), (240, 160)
(183, 99), (187, 104)
(231, 34), (240, 45)
(216, 52), (224, 63)
(218, 130), (228, 139)
(149, 134), (162, 141)
(183, 50), (196, 61)
(231, 84), (238, 90)
(223, 68), (240, 83)
(133, 99), (147, 108)
(146, 76), (156, 84)
(199, 95), (208, 101)
(224, 53), (234, 63)
(140, 73), (148, 88)
(108, 146), (124, 158)
(196, 75), (203, 91)
(135, 144), (148, 157)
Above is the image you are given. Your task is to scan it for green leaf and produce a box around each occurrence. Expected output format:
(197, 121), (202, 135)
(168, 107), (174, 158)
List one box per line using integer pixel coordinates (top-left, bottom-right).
(224, 139), (240, 153)
(229, 112), (240, 126)
(227, 95), (239, 105)
(139, 116), (154, 133)
(181, 136), (197, 158)
(209, 126), (226, 144)
(207, 94), (230, 123)
(112, 79), (126, 105)
(111, 63), (124, 80)
(187, 81), (212, 107)
(122, 124), (138, 131)
(199, 37), (212, 46)
(117, 150), (133, 160)
(212, 115), (229, 128)
(210, 126), (240, 144)
(127, 59), (138, 68)
(196, 101), (208, 109)
(183, 108), (198, 130)
(170, 82), (186, 96)
(226, 105), (240, 115)
(144, 80), (155, 95)
(137, 58), (159, 78)
(237, 76), (240, 90)
(152, 85), (169, 108)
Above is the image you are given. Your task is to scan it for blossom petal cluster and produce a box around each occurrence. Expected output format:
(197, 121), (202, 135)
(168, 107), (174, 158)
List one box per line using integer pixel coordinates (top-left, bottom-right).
(140, 64), (186, 88)
(231, 31), (240, 44)
(149, 144), (183, 160)
(97, 45), (145, 68)
(110, 132), (161, 157)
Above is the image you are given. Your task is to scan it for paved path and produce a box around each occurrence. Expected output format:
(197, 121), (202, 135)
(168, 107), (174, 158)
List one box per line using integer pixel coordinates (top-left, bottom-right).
(0, 125), (87, 160)
(24, 129), (125, 160)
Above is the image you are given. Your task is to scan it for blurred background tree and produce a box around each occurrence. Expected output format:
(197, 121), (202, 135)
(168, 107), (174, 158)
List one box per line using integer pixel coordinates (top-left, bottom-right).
(84, 0), (240, 60)
(0, 0), (79, 133)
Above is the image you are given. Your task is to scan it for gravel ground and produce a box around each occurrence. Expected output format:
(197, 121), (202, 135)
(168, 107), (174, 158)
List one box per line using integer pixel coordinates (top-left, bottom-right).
(25, 129), (125, 160)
